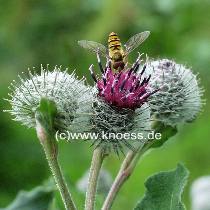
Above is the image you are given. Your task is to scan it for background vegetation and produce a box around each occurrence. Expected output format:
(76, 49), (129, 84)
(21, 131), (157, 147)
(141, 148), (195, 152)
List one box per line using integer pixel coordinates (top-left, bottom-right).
(0, 0), (209, 209)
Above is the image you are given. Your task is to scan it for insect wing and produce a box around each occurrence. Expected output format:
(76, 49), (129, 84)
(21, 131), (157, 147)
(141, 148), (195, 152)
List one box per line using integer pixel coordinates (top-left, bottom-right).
(124, 31), (150, 56)
(78, 40), (108, 58)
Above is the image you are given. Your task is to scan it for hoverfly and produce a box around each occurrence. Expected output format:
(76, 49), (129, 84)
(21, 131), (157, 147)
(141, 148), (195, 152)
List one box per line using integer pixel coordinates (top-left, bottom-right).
(78, 31), (150, 71)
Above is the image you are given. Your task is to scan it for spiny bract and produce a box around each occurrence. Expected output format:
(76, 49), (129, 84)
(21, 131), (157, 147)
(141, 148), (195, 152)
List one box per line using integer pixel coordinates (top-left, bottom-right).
(5, 65), (93, 134)
(145, 59), (204, 126)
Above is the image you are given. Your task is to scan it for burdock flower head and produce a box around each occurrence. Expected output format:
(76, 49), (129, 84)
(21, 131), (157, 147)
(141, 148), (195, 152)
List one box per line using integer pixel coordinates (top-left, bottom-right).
(88, 53), (157, 153)
(5, 65), (93, 134)
(145, 59), (204, 126)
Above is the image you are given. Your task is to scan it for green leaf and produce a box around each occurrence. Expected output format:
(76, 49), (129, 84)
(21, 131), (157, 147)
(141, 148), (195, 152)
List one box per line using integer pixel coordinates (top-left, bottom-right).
(134, 164), (189, 210)
(151, 121), (177, 148)
(35, 97), (57, 133)
(0, 184), (54, 210)
(35, 97), (58, 155)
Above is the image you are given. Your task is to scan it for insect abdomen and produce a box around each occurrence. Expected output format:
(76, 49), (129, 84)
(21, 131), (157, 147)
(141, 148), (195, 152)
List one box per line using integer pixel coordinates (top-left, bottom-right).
(108, 32), (123, 57)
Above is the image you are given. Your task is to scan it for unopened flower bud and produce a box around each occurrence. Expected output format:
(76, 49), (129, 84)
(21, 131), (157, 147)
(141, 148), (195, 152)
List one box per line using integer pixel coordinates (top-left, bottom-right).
(145, 59), (204, 126)
(5, 65), (93, 133)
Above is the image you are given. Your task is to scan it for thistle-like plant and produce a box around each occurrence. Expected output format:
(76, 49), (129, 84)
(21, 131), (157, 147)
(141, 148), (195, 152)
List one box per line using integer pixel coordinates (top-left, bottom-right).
(82, 52), (160, 210)
(100, 59), (203, 210)
(88, 53), (158, 154)
(4, 31), (204, 210)
(4, 65), (94, 210)
(144, 59), (204, 126)
(5, 65), (93, 133)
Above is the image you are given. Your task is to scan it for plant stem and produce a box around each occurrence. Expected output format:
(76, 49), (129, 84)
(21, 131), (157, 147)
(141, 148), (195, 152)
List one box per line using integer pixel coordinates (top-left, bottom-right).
(85, 147), (105, 210)
(102, 142), (153, 210)
(36, 119), (77, 210)
(101, 120), (178, 209)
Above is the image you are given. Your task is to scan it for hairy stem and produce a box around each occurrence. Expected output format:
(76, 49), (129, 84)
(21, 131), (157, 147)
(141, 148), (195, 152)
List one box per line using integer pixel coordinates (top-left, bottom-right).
(85, 147), (105, 210)
(101, 120), (177, 209)
(35, 98), (77, 210)
(102, 142), (153, 210)
(36, 124), (77, 210)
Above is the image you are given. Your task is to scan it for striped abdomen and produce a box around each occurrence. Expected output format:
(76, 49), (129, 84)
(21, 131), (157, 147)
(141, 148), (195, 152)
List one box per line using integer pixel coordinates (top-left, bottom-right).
(108, 32), (124, 59)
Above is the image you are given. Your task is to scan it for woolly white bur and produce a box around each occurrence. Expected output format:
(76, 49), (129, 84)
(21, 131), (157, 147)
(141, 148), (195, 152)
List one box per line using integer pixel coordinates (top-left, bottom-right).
(5, 64), (152, 154)
(144, 59), (204, 126)
(90, 95), (151, 154)
(4, 65), (94, 135)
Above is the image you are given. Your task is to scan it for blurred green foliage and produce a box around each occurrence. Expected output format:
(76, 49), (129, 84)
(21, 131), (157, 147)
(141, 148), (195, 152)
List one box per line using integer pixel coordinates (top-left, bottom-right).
(0, 0), (209, 209)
